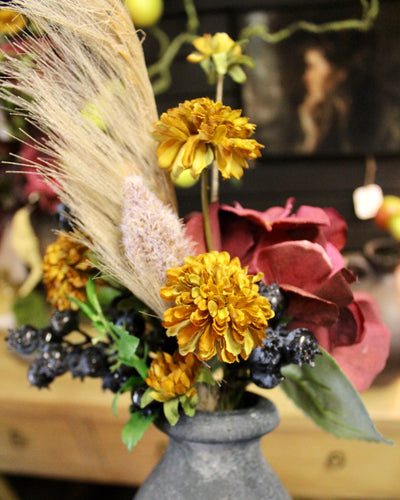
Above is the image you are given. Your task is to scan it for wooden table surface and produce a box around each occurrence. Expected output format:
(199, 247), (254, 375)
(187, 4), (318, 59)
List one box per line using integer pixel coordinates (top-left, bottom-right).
(1, 328), (399, 499)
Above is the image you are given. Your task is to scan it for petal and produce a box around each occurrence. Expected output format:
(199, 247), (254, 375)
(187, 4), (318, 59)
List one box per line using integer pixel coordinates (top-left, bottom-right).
(321, 207), (348, 251)
(313, 269), (355, 307)
(330, 292), (391, 391)
(187, 52), (205, 63)
(284, 285), (340, 327)
(256, 240), (333, 292)
(157, 139), (183, 168)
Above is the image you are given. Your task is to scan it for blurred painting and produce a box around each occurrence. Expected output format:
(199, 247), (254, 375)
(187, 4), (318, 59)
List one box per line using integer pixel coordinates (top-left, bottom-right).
(242, 2), (400, 156)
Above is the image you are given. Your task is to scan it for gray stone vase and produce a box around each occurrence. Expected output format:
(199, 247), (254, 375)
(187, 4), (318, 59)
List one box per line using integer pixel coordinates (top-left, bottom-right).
(134, 395), (292, 500)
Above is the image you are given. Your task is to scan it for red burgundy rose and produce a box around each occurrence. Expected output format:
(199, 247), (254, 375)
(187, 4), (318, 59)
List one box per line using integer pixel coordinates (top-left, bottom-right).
(185, 199), (390, 391)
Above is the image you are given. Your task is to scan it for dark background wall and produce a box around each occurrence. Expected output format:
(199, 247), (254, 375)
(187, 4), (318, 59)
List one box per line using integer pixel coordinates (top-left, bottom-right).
(143, 0), (400, 251)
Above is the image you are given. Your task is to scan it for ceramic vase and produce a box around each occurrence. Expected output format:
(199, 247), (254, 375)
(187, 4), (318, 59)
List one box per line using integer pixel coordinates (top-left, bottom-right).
(135, 395), (292, 500)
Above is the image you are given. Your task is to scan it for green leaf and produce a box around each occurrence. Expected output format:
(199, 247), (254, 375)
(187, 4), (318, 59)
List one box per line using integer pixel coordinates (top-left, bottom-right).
(140, 387), (156, 409)
(212, 52), (228, 75)
(121, 411), (157, 452)
(121, 354), (148, 380)
(163, 398), (180, 426)
(85, 277), (103, 315)
(68, 295), (96, 320)
(196, 367), (216, 386)
(13, 291), (49, 328)
(230, 54), (255, 68)
(116, 330), (139, 360)
(180, 393), (199, 417)
(96, 286), (121, 308)
(281, 348), (393, 444)
(112, 376), (142, 416)
(228, 65), (247, 84)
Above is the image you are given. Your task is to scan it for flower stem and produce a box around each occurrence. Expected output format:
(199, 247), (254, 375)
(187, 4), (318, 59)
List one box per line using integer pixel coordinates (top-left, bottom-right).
(210, 74), (225, 203)
(201, 168), (214, 252)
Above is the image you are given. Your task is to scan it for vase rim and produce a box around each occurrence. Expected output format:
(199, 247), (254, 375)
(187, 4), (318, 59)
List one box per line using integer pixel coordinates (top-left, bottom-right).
(156, 394), (280, 443)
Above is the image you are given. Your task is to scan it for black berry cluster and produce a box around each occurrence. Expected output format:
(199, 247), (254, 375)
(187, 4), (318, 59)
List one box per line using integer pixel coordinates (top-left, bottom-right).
(258, 282), (288, 326)
(130, 386), (160, 418)
(55, 203), (74, 232)
(6, 306), (144, 392)
(248, 325), (320, 389)
(248, 283), (319, 389)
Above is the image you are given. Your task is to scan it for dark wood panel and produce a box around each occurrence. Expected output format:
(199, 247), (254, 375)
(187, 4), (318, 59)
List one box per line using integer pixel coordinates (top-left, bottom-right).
(154, 1), (400, 251)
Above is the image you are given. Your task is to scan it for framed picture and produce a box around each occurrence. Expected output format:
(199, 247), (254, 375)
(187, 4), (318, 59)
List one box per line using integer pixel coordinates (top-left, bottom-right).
(241, 1), (400, 156)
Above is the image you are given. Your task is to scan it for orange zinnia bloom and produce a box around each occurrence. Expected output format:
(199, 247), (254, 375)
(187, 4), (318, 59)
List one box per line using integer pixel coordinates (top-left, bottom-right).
(146, 351), (201, 403)
(153, 98), (263, 181)
(42, 233), (92, 311)
(160, 251), (274, 363)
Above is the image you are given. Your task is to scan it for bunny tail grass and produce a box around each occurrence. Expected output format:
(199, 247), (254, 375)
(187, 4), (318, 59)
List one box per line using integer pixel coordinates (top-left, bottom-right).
(0, 0), (179, 316)
(120, 175), (194, 316)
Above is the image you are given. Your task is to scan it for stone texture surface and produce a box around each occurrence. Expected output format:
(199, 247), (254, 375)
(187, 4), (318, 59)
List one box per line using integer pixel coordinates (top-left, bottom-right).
(135, 397), (292, 500)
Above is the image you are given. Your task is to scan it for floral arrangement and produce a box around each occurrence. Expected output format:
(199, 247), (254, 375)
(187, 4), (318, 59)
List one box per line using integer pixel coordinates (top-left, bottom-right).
(1, 0), (392, 451)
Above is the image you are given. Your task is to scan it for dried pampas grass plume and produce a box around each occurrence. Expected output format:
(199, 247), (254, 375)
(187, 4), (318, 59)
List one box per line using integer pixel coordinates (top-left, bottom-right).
(0, 0), (179, 315)
(121, 176), (193, 316)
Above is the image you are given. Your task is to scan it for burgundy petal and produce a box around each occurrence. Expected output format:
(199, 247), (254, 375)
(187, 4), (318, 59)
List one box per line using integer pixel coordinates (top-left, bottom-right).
(330, 292), (391, 391)
(313, 269), (355, 307)
(320, 207), (348, 251)
(283, 284), (340, 327)
(256, 240), (333, 292)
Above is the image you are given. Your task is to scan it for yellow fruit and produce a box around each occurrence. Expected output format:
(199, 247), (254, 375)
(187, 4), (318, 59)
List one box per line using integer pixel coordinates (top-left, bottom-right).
(375, 195), (400, 231)
(389, 213), (400, 241)
(125, 0), (163, 28)
(172, 170), (198, 189)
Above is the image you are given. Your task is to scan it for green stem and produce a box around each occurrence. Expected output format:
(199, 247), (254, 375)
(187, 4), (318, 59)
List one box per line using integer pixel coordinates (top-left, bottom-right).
(149, 25), (170, 58)
(147, 0), (199, 95)
(239, 0), (379, 42)
(201, 169), (214, 252)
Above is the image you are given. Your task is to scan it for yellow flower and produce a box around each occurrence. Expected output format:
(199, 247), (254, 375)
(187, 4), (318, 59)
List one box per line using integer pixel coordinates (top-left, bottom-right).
(187, 32), (242, 64)
(146, 351), (201, 403)
(0, 9), (27, 36)
(153, 98), (263, 180)
(42, 233), (92, 311)
(160, 251), (274, 363)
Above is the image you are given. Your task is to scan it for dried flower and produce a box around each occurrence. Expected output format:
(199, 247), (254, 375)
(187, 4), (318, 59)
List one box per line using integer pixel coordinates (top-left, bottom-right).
(160, 251), (274, 363)
(0, 8), (27, 35)
(153, 97), (263, 180)
(42, 233), (92, 310)
(146, 351), (201, 402)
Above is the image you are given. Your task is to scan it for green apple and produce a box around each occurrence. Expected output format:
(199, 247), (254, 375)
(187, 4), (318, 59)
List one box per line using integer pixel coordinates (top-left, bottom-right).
(172, 170), (198, 189)
(125, 0), (164, 27)
(374, 195), (400, 231)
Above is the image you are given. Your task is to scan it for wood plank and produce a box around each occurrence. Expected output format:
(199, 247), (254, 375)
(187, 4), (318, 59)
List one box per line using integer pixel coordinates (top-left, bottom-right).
(1, 328), (399, 498)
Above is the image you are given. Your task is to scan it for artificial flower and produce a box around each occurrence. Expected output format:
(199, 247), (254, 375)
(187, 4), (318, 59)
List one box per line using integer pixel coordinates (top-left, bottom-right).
(187, 32), (242, 64)
(185, 200), (391, 390)
(160, 250), (274, 363)
(42, 232), (92, 310)
(0, 8), (27, 36)
(146, 351), (201, 403)
(153, 97), (263, 180)
(187, 32), (254, 84)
